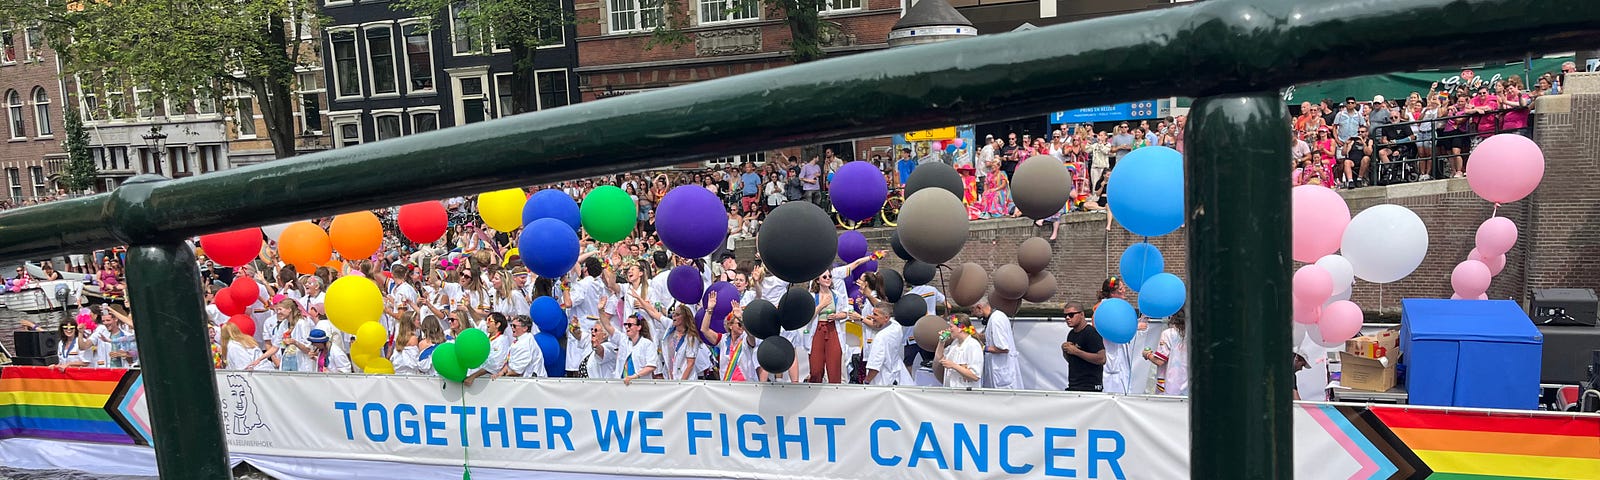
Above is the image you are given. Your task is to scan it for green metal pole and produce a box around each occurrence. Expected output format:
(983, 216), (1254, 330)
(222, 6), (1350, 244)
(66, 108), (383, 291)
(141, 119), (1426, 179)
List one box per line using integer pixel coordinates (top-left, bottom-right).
(1186, 93), (1292, 479)
(126, 241), (231, 479)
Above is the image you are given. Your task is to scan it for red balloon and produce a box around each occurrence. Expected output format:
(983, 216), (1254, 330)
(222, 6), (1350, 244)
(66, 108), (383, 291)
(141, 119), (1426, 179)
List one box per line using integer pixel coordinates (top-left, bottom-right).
(228, 314), (257, 337)
(199, 228), (264, 267)
(398, 201), (448, 244)
(229, 278), (259, 308)
(215, 290), (247, 316)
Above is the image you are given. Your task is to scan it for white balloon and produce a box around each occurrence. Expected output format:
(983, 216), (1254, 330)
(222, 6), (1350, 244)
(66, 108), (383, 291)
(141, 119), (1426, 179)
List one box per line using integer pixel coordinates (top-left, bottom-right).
(262, 223), (295, 242)
(1340, 204), (1429, 284)
(1305, 323), (1347, 349)
(1314, 254), (1356, 296)
(1325, 288), (1352, 305)
(1291, 322), (1309, 346)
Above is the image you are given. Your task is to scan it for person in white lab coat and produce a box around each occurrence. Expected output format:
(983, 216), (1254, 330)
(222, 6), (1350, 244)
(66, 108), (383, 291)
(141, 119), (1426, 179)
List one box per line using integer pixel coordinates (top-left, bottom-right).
(975, 299), (1020, 389)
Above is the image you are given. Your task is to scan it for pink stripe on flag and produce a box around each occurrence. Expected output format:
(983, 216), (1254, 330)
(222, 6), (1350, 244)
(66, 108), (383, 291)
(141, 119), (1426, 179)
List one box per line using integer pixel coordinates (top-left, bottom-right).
(1300, 404), (1378, 480)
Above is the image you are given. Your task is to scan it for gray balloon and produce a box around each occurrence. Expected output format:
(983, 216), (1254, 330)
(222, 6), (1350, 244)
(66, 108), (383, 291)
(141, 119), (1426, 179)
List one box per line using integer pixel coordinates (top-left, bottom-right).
(993, 263), (1029, 300)
(950, 262), (989, 307)
(988, 290), (1021, 316)
(896, 189), (969, 265)
(913, 315), (946, 352)
(1011, 155), (1073, 220)
(1017, 237), (1053, 275)
(1023, 271), (1057, 303)
(906, 162), (963, 198)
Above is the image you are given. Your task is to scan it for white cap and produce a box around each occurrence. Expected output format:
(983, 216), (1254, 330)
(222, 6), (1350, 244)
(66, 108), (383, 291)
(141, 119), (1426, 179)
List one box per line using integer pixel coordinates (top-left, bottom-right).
(1372, 95), (1385, 103)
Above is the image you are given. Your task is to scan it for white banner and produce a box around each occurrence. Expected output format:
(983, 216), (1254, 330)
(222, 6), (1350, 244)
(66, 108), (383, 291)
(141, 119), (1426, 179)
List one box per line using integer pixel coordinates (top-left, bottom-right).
(215, 372), (1370, 479)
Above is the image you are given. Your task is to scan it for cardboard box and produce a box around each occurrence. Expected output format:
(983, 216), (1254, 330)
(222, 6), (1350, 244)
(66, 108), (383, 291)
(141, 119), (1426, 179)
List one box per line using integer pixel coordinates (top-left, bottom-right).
(1340, 352), (1396, 392)
(1345, 328), (1401, 361)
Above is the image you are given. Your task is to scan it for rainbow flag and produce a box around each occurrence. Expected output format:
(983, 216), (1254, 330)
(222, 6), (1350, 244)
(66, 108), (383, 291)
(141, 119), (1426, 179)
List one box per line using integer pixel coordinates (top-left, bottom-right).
(0, 367), (138, 444)
(1374, 408), (1600, 480)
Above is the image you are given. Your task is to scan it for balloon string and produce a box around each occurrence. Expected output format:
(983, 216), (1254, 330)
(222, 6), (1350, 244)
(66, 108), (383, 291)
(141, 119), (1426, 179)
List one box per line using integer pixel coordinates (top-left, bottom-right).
(1492, 203), (1500, 217)
(461, 386), (472, 480)
(937, 266), (951, 315)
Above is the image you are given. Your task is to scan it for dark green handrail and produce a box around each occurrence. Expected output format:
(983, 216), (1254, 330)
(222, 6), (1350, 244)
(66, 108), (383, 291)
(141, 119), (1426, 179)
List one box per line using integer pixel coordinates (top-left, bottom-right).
(1, 0), (1596, 479)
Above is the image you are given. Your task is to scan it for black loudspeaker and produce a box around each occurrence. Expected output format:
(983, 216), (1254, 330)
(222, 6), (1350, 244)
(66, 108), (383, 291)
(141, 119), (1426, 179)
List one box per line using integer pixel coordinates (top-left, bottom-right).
(1536, 325), (1600, 384)
(1530, 289), (1599, 327)
(11, 356), (59, 366)
(13, 331), (59, 359)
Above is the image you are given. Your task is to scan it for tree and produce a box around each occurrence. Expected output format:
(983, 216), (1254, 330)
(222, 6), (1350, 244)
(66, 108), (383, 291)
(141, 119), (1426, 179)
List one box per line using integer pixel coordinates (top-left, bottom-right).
(60, 108), (96, 194)
(3, 0), (320, 160)
(651, 0), (832, 63)
(395, 0), (572, 115)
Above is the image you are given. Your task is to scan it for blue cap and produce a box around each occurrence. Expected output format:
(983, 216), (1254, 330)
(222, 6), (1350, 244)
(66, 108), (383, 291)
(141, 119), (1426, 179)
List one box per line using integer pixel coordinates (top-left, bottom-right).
(309, 329), (329, 343)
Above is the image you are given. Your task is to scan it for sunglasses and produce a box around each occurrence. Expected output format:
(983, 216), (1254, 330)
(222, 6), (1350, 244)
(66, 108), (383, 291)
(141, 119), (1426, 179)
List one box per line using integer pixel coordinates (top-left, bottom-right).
(1064, 311), (1084, 317)
(623, 322), (640, 327)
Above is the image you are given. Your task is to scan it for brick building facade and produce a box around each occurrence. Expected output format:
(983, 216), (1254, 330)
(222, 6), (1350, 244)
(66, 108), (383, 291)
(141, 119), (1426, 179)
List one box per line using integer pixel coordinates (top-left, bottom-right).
(0, 24), (67, 204)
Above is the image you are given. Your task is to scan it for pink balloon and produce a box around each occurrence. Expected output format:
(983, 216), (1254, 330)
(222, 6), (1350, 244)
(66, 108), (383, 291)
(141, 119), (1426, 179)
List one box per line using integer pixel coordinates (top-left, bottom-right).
(1477, 293), (1489, 300)
(1293, 298), (1322, 325)
(1450, 293), (1462, 300)
(1451, 260), (1492, 298)
(1468, 248), (1507, 276)
(1293, 265), (1335, 305)
(1292, 185), (1351, 263)
(1474, 217), (1518, 256)
(1466, 134), (1545, 204)
(1319, 300), (1364, 344)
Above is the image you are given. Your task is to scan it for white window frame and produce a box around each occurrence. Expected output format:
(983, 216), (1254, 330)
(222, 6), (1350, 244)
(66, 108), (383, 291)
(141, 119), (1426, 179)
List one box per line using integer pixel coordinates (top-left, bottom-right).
(5, 89), (24, 139)
(534, 68), (570, 111)
(31, 86), (51, 137)
(28, 166), (45, 197)
(22, 25), (43, 63)
(329, 112), (363, 148)
(492, 72), (515, 118)
(133, 84), (156, 118)
(328, 26), (363, 100)
(536, 19), (566, 48)
(372, 109), (404, 141)
(0, 29), (15, 65)
(362, 23), (401, 98)
(447, 67), (491, 125)
(409, 106), (441, 134)
(227, 86), (258, 139)
(296, 70), (326, 135)
(323, 0), (353, 6)
(608, 0), (665, 34)
(399, 19), (437, 95)
(698, 0), (759, 25)
(450, 3), (486, 56)
(819, 0), (862, 14)
(75, 77), (99, 121)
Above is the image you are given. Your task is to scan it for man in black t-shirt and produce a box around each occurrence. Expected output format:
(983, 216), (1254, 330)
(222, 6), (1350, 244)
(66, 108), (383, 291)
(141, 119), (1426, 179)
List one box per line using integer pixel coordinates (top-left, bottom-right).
(1060, 302), (1106, 392)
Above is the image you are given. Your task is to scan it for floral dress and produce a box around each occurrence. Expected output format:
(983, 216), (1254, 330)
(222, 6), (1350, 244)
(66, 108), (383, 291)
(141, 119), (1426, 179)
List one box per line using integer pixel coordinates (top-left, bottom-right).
(978, 169), (1015, 219)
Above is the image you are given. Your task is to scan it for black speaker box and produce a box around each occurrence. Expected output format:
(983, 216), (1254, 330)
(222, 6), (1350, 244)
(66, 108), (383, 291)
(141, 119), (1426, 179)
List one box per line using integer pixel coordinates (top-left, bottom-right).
(1530, 289), (1599, 327)
(11, 356), (59, 366)
(13, 331), (59, 359)
(1537, 325), (1600, 384)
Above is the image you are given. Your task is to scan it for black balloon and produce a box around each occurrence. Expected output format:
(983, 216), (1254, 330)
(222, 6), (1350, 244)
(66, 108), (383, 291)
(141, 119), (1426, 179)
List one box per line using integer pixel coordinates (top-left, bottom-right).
(758, 202), (839, 283)
(881, 269), (906, 303)
(894, 295), (926, 327)
(757, 336), (795, 374)
(904, 260), (935, 286)
(890, 231), (914, 262)
(778, 287), (816, 331)
(905, 162), (964, 198)
(744, 299), (780, 339)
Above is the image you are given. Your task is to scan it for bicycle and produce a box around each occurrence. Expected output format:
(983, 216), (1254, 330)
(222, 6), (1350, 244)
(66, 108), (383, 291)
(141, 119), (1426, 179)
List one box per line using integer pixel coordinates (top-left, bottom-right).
(827, 190), (903, 230)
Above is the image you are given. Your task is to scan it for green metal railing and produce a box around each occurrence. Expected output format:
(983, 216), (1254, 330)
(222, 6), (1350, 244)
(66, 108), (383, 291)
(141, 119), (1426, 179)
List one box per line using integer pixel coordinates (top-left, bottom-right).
(2, 0), (1598, 478)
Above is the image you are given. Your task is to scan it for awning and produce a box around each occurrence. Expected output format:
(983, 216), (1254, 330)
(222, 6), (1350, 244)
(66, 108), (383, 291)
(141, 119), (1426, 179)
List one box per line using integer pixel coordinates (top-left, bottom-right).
(1282, 56), (1573, 105)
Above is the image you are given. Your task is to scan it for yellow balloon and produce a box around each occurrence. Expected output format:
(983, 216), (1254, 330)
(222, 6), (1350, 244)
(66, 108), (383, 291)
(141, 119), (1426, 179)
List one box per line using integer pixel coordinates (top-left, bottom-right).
(477, 188), (527, 233)
(352, 321), (389, 354)
(325, 276), (382, 335)
(352, 352), (373, 370)
(364, 357), (395, 375)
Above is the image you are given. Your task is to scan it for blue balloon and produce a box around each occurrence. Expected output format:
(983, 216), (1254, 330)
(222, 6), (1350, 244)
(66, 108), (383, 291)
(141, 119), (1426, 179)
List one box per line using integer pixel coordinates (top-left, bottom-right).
(533, 332), (565, 377)
(523, 189), (582, 232)
(1094, 298), (1139, 344)
(1118, 243), (1166, 292)
(529, 296), (566, 335)
(1138, 273), (1187, 319)
(518, 218), (580, 278)
(1107, 146), (1184, 237)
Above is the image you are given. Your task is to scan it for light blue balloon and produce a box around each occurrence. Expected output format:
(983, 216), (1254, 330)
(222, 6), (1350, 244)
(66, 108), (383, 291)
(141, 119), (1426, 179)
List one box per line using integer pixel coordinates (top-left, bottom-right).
(1138, 273), (1187, 319)
(1118, 243), (1165, 292)
(1094, 298), (1139, 344)
(1107, 146), (1185, 237)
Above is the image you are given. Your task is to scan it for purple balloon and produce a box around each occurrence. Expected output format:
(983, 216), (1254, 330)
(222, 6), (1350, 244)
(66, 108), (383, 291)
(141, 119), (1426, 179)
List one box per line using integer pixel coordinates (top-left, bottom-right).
(668, 265), (704, 304)
(846, 280), (863, 302)
(852, 259), (879, 280)
(657, 186), (729, 259)
(838, 231), (868, 262)
(701, 281), (740, 336)
(830, 161), (889, 221)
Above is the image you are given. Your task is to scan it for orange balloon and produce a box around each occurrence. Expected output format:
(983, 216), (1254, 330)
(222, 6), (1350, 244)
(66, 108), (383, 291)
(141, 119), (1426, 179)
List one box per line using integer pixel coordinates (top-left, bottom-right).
(330, 211), (383, 260)
(293, 263), (318, 275)
(278, 222), (332, 271)
(324, 259), (344, 272)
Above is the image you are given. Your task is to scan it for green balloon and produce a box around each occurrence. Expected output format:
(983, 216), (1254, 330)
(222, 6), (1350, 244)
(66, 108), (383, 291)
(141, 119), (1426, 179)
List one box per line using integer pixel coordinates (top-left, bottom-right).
(580, 185), (638, 243)
(455, 328), (491, 370)
(433, 342), (468, 382)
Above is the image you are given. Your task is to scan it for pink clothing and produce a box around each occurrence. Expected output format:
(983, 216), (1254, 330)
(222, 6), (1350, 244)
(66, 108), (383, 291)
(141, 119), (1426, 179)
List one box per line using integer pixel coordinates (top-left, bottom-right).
(1500, 94), (1530, 131)
(1471, 95), (1501, 136)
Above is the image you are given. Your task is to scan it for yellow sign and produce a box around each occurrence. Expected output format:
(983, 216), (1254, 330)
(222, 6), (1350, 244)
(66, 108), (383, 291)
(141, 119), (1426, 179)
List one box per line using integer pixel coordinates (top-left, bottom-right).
(903, 127), (958, 142)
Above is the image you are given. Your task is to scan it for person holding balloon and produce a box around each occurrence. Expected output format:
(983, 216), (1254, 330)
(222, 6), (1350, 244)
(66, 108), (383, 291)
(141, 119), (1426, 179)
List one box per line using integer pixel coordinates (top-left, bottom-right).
(654, 302), (706, 381)
(1142, 311), (1188, 396)
(564, 257), (610, 376)
(602, 299), (659, 385)
(806, 271), (851, 384)
(307, 329), (352, 373)
(701, 297), (760, 383)
(932, 314), (984, 389)
(461, 312), (512, 386)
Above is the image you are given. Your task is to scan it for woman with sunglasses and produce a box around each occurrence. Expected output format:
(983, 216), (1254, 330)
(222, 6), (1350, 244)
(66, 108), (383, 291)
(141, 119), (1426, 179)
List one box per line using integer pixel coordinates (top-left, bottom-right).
(55, 321), (91, 368)
(806, 271), (849, 383)
(604, 300), (658, 385)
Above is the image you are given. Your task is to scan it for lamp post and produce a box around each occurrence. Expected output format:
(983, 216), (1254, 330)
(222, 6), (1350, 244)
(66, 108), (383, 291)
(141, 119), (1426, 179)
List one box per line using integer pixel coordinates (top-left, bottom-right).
(140, 125), (167, 176)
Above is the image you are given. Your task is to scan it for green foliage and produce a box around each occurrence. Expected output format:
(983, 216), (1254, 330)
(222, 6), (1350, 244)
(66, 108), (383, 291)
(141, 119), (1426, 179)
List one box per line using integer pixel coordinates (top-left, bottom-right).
(395, 0), (572, 63)
(60, 108), (96, 194)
